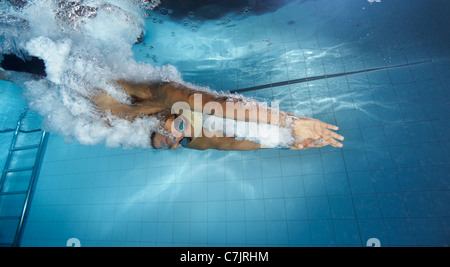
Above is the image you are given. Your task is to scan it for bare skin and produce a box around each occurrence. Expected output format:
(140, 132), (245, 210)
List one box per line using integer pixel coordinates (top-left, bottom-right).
(0, 69), (344, 150)
(93, 80), (344, 150)
(151, 114), (269, 150)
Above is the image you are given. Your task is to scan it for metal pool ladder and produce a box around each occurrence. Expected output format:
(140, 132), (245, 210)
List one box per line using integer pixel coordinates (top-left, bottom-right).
(0, 108), (48, 247)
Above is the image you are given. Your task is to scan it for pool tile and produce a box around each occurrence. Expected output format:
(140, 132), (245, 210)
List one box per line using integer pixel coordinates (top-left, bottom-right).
(347, 171), (376, 194)
(389, 145), (419, 168)
(388, 67), (415, 84)
(324, 172), (350, 195)
(329, 195), (356, 220)
(321, 151), (346, 173)
(343, 150), (369, 172)
(378, 193), (409, 218)
(353, 195), (382, 218)
(310, 220), (335, 245)
(307, 196), (331, 220)
(360, 126), (387, 148)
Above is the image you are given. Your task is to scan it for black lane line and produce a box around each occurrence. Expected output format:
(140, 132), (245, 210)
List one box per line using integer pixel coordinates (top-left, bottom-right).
(229, 60), (431, 94)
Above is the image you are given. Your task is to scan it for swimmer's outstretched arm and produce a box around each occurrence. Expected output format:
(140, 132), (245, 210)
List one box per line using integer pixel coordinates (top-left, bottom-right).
(184, 135), (268, 151)
(115, 80), (344, 149)
(91, 92), (165, 121)
(186, 136), (308, 151)
(155, 82), (345, 149)
(115, 80), (294, 126)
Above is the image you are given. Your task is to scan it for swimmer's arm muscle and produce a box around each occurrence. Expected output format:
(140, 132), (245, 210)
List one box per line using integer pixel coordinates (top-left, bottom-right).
(189, 93), (296, 127)
(92, 93), (165, 120)
(186, 135), (269, 151)
(157, 82), (297, 127)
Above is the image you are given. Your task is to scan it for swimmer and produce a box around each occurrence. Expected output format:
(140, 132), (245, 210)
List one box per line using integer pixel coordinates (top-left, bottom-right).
(0, 67), (344, 151)
(91, 80), (344, 150)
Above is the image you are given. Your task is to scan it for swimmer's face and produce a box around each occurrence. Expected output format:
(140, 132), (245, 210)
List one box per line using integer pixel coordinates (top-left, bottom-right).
(151, 114), (192, 150)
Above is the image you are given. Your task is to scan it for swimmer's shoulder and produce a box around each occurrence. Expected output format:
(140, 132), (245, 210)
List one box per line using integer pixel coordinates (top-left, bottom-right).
(116, 79), (168, 101)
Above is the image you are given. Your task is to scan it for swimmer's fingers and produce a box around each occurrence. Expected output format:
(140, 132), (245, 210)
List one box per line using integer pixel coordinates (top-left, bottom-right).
(315, 127), (344, 148)
(292, 143), (310, 150)
(306, 142), (317, 148)
(324, 136), (344, 148)
(290, 144), (303, 150)
(319, 121), (339, 131)
(310, 118), (338, 131)
(292, 138), (314, 149)
(293, 139), (342, 149)
(323, 129), (344, 142)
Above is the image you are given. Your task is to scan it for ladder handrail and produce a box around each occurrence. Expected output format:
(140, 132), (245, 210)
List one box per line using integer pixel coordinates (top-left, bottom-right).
(0, 107), (49, 247)
(12, 131), (48, 247)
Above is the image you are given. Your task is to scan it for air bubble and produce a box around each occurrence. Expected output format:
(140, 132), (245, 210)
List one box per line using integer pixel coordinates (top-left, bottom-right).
(242, 7), (253, 15)
(158, 8), (172, 16)
(152, 18), (163, 24)
(181, 19), (192, 28)
(218, 17), (231, 25)
(180, 19), (199, 32)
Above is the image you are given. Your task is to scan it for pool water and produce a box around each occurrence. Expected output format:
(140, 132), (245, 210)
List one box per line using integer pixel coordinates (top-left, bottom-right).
(1, 0), (450, 247)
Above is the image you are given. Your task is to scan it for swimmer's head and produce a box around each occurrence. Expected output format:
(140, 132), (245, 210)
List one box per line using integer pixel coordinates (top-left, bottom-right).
(150, 113), (192, 149)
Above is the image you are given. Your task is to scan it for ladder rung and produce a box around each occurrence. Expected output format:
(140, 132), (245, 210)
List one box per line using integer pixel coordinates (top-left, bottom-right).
(10, 145), (39, 152)
(19, 129), (42, 133)
(0, 191), (27, 196)
(2, 167), (34, 173)
(0, 216), (21, 220)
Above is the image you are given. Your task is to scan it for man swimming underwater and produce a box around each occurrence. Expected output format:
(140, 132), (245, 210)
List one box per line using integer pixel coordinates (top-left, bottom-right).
(1, 65), (344, 151)
(91, 80), (344, 151)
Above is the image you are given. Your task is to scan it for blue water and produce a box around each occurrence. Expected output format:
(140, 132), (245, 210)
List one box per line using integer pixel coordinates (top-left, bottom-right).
(1, 0), (450, 246)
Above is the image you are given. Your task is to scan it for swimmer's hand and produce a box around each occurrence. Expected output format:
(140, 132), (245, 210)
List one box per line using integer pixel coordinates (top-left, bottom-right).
(291, 118), (344, 149)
